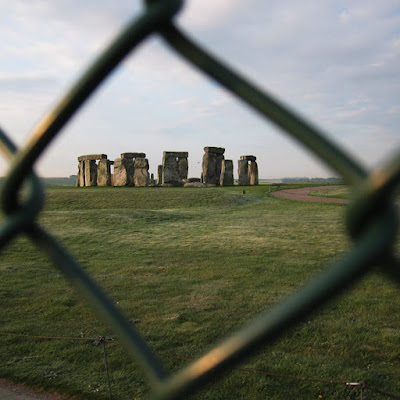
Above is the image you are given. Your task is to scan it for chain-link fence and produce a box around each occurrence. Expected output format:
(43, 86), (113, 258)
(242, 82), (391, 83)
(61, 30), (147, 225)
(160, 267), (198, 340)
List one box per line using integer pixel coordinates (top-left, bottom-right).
(0, 1), (399, 399)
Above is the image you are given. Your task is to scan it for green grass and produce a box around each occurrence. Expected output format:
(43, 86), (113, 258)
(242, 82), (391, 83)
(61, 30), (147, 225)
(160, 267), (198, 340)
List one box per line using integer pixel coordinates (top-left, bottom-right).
(309, 186), (350, 199)
(0, 185), (399, 399)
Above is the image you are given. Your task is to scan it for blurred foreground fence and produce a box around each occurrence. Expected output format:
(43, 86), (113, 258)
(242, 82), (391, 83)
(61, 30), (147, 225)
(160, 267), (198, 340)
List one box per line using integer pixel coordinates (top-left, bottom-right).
(0, 1), (399, 399)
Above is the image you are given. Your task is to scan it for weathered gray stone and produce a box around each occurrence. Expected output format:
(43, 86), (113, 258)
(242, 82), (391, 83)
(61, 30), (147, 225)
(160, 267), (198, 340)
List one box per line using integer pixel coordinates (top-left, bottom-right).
(220, 160), (234, 186)
(84, 160), (97, 186)
(134, 158), (149, 187)
(122, 158), (134, 186)
(202, 152), (217, 184)
(249, 161), (259, 185)
(134, 157), (148, 169)
(178, 158), (188, 181)
(238, 160), (250, 186)
(164, 151), (188, 158)
(188, 177), (201, 183)
(157, 165), (163, 185)
(204, 146), (225, 155)
(97, 159), (111, 186)
(76, 164), (80, 187)
(78, 161), (85, 187)
(216, 154), (224, 186)
(240, 155), (256, 162)
(162, 153), (180, 184)
(202, 147), (225, 185)
(113, 158), (128, 186)
(78, 154), (107, 162)
(121, 152), (146, 159)
(184, 182), (215, 188)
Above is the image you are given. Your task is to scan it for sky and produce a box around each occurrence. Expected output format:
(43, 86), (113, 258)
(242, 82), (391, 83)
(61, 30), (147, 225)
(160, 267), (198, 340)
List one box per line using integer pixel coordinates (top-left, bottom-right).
(0, 0), (399, 179)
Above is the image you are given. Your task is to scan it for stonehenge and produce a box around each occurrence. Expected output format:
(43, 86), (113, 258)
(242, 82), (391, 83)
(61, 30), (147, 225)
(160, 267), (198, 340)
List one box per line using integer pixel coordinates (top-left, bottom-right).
(201, 147), (235, 186)
(77, 148), (259, 187)
(220, 160), (234, 186)
(77, 153), (149, 187)
(238, 155), (258, 186)
(160, 151), (188, 186)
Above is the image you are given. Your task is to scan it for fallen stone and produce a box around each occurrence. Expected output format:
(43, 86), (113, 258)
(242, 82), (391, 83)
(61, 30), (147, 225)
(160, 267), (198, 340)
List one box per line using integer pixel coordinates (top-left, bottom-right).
(184, 182), (215, 187)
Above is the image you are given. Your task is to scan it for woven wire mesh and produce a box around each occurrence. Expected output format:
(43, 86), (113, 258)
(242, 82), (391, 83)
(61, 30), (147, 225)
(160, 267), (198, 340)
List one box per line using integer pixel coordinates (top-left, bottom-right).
(1, 1), (399, 399)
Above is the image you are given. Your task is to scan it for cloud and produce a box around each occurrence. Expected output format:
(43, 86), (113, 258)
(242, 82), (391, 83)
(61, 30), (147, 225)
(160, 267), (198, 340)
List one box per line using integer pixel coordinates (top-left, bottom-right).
(0, 1), (399, 179)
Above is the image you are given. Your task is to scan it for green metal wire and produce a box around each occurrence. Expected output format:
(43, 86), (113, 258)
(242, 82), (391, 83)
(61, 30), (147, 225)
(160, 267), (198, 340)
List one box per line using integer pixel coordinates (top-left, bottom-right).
(0, 1), (399, 399)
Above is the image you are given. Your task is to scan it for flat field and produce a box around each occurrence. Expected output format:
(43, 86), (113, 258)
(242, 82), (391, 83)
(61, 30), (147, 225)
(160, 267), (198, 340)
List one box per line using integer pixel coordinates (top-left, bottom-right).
(0, 185), (399, 399)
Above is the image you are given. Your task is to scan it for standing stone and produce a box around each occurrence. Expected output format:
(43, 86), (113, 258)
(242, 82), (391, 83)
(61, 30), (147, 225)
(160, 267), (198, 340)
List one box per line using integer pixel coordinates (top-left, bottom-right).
(78, 155), (107, 186)
(157, 165), (163, 185)
(202, 147), (225, 185)
(133, 158), (149, 187)
(238, 160), (250, 186)
(249, 161), (259, 185)
(216, 154), (224, 185)
(220, 160), (234, 186)
(113, 158), (128, 186)
(79, 161), (85, 187)
(85, 160), (97, 186)
(178, 158), (188, 181)
(97, 159), (111, 186)
(120, 154), (135, 186)
(162, 152), (180, 185)
(202, 152), (217, 184)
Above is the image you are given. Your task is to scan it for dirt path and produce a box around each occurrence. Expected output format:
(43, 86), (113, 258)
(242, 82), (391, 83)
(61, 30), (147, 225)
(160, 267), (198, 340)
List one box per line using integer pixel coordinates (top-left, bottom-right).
(0, 380), (67, 400)
(270, 185), (348, 204)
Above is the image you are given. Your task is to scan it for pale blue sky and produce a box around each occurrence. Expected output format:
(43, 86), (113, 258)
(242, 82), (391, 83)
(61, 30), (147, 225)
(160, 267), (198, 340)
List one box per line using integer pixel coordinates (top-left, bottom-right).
(0, 0), (399, 179)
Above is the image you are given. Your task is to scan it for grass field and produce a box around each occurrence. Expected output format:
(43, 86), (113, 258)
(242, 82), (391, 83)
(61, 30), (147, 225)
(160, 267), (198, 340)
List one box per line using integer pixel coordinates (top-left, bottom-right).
(0, 185), (399, 399)
(310, 186), (350, 199)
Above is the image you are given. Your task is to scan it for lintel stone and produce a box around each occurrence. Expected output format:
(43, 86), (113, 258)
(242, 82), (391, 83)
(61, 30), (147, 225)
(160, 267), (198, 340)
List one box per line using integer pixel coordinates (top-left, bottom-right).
(163, 151), (188, 158)
(78, 154), (107, 162)
(204, 147), (225, 155)
(121, 152), (146, 159)
(240, 155), (256, 161)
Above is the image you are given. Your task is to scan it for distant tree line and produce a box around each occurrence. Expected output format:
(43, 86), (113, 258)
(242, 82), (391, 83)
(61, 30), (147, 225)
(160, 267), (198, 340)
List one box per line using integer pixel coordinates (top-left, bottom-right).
(281, 177), (344, 183)
(0, 175), (77, 187)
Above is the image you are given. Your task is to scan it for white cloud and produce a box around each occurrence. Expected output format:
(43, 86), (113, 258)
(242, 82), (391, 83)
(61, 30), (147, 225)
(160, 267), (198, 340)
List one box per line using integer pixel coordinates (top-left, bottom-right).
(0, 1), (399, 179)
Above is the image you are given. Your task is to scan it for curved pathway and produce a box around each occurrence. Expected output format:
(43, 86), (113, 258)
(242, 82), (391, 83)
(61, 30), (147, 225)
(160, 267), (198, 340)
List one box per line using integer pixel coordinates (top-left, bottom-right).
(271, 185), (348, 204)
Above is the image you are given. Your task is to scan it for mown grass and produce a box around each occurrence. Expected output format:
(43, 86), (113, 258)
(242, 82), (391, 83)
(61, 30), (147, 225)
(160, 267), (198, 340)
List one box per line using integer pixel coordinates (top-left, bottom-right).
(310, 186), (350, 199)
(0, 185), (399, 399)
